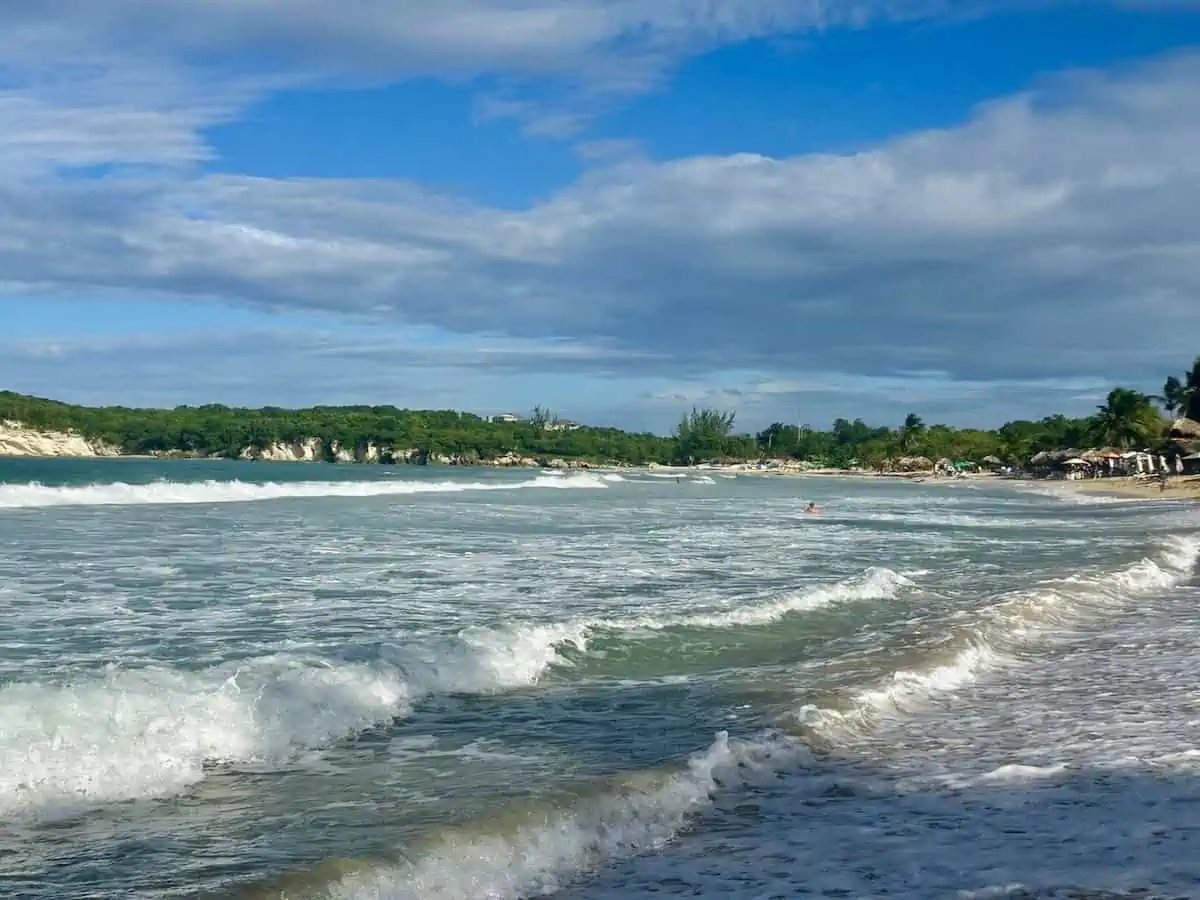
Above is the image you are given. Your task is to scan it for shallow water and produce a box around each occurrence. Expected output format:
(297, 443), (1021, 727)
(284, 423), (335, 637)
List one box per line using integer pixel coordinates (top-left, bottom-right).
(1, 461), (1197, 899)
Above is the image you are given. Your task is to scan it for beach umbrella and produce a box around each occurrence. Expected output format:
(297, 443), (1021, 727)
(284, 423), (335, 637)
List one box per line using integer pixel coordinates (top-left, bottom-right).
(1169, 418), (1200, 442)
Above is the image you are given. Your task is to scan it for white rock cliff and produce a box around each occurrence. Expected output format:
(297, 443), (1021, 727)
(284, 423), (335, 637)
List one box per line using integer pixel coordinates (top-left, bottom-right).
(0, 421), (601, 468)
(0, 421), (122, 458)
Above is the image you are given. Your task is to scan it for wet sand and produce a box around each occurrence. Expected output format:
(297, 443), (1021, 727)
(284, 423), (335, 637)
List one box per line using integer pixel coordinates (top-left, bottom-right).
(1063, 475), (1200, 501)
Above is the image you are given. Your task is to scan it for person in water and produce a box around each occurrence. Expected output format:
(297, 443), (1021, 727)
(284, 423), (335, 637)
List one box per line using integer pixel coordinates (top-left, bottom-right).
(805, 501), (821, 514)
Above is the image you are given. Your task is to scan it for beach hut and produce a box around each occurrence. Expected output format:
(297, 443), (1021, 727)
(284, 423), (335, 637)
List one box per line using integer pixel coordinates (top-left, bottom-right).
(1165, 419), (1200, 471)
(1063, 457), (1090, 480)
(980, 455), (1004, 471)
(1027, 450), (1055, 476)
(1085, 449), (1123, 477)
(893, 455), (934, 473)
(1168, 417), (1200, 445)
(1026, 448), (1079, 478)
(1180, 452), (1200, 475)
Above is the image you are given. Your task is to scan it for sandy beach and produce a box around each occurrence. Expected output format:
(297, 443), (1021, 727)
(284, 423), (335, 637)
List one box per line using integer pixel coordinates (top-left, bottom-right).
(1061, 475), (1200, 501)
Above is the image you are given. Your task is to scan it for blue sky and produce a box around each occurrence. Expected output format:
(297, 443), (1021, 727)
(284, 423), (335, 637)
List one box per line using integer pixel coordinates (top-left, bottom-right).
(2, 1), (1199, 433)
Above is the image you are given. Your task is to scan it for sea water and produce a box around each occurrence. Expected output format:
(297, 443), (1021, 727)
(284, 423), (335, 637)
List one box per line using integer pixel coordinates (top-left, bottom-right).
(1, 460), (1197, 899)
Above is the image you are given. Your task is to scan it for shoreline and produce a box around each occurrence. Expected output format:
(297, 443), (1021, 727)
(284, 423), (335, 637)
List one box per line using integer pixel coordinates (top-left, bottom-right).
(1056, 475), (1200, 502)
(0, 453), (1000, 481)
(4, 451), (1193, 501)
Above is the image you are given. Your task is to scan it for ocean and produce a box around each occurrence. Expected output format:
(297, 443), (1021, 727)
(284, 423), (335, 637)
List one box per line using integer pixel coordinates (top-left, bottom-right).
(1, 460), (1198, 900)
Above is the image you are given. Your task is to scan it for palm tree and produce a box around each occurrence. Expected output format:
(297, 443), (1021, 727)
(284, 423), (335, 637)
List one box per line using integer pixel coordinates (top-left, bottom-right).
(899, 412), (925, 453)
(1160, 357), (1200, 420)
(1093, 388), (1161, 450)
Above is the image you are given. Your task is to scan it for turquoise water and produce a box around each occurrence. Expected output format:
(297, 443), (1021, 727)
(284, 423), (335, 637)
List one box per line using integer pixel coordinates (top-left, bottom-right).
(1, 460), (1198, 898)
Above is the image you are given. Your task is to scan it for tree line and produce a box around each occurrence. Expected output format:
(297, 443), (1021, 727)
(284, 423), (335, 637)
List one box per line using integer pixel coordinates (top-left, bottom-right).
(1, 357), (1197, 467)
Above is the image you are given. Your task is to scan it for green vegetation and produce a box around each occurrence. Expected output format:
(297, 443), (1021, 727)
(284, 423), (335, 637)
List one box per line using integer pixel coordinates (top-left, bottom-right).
(674, 407), (755, 463)
(0, 391), (675, 464)
(1, 356), (1196, 468)
(1160, 358), (1200, 421)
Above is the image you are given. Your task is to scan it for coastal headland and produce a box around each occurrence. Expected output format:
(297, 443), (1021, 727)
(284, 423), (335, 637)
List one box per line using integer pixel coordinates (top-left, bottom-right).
(2, 389), (1197, 501)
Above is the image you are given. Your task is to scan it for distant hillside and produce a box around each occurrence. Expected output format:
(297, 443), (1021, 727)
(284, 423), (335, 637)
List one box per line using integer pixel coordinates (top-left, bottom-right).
(0, 391), (676, 464)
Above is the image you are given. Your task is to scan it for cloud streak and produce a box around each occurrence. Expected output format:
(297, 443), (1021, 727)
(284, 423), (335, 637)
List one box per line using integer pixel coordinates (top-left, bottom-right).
(0, 328), (1113, 431)
(0, 1), (1054, 139)
(0, 2), (1196, 426)
(3, 51), (1199, 388)
(0, 1), (976, 79)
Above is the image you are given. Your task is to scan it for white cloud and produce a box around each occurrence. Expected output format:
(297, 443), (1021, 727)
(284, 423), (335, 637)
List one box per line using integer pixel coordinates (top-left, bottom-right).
(0, 327), (1116, 431)
(635, 370), (1118, 429)
(0, 1), (1040, 139)
(1, 3), (1198, 425)
(0, 327), (679, 429)
(0, 1), (972, 80)
(3, 50), (1199, 399)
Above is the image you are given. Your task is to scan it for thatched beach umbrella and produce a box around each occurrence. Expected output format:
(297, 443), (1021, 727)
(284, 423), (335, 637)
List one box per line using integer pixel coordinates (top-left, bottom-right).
(1168, 418), (1200, 447)
(894, 455), (934, 472)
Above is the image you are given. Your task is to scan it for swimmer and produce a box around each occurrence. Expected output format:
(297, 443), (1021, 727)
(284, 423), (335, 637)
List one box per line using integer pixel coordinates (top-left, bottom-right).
(804, 501), (821, 514)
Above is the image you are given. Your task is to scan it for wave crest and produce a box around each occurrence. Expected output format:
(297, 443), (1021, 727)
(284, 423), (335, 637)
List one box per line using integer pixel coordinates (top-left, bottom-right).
(281, 730), (798, 900)
(791, 535), (1200, 741)
(0, 473), (608, 509)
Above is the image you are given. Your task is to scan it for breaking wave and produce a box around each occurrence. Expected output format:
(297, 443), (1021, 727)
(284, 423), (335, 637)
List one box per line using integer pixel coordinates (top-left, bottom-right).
(610, 566), (911, 631)
(0, 626), (588, 820)
(237, 730), (802, 900)
(0, 566), (906, 821)
(463, 567), (913, 669)
(223, 532), (1197, 900)
(791, 535), (1200, 741)
(0, 473), (608, 509)
(1, 655), (410, 819)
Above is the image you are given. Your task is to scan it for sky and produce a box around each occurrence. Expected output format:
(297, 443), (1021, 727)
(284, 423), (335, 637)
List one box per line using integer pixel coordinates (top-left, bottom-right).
(2, 1), (1200, 434)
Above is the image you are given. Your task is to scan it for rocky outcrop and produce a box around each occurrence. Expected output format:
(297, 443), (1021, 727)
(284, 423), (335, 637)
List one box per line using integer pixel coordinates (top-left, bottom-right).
(0, 421), (615, 468)
(0, 420), (122, 458)
(238, 438), (411, 464)
(238, 438), (325, 462)
(490, 451), (541, 467)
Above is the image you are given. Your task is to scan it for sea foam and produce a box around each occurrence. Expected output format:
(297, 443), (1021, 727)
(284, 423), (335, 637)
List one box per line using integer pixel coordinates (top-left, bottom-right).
(0, 566), (900, 820)
(0, 473), (607, 509)
(792, 534), (1200, 740)
(317, 730), (797, 900)
(0, 623), (587, 820)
